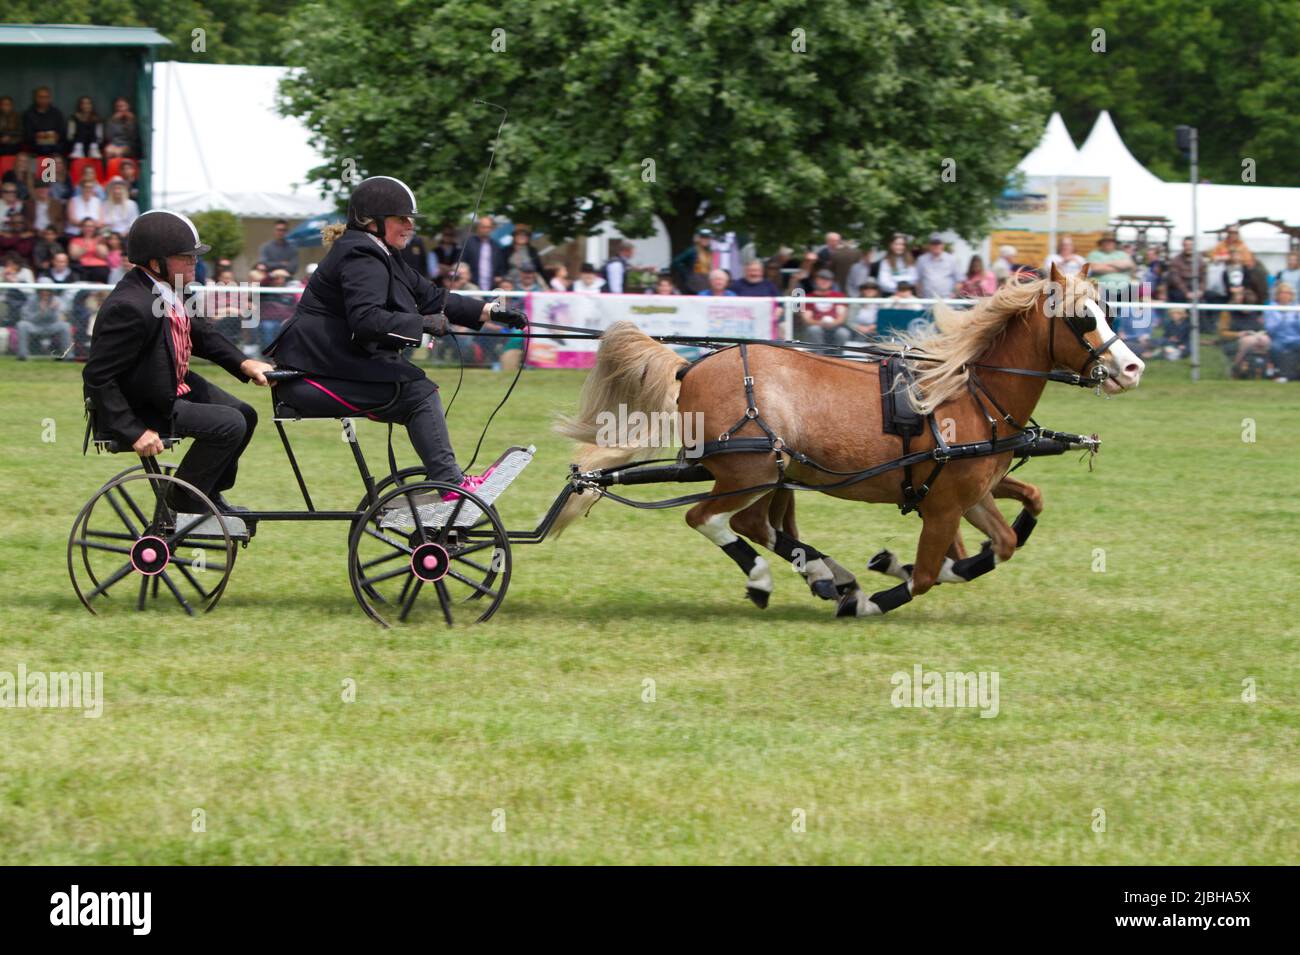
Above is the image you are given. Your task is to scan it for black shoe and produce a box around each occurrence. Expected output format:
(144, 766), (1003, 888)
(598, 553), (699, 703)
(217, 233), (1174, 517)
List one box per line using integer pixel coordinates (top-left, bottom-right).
(212, 494), (250, 514)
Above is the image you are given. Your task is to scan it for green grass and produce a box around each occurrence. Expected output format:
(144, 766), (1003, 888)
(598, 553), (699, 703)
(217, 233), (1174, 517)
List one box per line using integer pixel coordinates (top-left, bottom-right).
(0, 355), (1296, 864)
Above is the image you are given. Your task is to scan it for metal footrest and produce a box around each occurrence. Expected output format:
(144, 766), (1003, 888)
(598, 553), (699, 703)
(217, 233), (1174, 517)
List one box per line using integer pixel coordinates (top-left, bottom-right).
(379, 445), (535, 531)
(174, 512), (252, 539)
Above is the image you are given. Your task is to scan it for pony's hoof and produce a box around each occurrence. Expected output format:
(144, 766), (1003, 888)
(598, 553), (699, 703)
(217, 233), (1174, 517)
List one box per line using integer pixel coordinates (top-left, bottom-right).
(868, 549), (894, 574)
(746, 587), (770, 609)
(811, 578), (838, 600)
(836, 587), (884, 618)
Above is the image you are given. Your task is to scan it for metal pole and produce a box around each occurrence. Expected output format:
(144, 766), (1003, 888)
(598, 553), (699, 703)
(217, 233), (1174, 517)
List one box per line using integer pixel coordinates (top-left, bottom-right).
(1189, 128), (1200, 383)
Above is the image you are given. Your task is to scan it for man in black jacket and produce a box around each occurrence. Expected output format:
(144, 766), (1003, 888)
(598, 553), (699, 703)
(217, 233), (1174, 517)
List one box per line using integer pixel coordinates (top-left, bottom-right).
(266, 176), (526, 495)
(83, 210), (274, 512)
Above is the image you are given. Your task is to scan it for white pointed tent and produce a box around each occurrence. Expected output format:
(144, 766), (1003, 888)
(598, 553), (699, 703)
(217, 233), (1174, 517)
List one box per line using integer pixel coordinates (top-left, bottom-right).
(1017, 112), (1081, 176)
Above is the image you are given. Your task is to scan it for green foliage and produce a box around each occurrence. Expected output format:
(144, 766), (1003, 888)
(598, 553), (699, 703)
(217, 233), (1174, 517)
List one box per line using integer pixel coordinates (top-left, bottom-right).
(188, 208), (244, 259)
(277, 0), (1049, 255)
(1017, 0), (1300, 186)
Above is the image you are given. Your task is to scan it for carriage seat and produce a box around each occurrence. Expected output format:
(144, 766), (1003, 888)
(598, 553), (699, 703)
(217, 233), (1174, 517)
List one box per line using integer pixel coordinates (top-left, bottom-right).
(266, 368), (394, 421)
(83, 397), (181, 454)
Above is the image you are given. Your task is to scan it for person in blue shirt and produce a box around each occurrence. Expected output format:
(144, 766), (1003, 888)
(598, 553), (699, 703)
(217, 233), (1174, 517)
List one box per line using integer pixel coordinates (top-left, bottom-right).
(1265, 282), (1300, 380)
(730, 259), (780, 297)
(696, 269), (737, 296)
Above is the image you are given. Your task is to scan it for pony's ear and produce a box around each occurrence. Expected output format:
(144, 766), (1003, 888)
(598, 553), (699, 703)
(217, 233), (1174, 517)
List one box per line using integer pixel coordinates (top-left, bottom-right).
(1049, 260), (1063, 285)
(1080, 262), (1091, 279)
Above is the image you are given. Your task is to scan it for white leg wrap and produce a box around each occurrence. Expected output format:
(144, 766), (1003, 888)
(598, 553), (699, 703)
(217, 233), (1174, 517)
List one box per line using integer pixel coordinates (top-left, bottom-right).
(801, 557), (834, 584)
(937, 556), (964, 584)
(748, 556), (773, 594)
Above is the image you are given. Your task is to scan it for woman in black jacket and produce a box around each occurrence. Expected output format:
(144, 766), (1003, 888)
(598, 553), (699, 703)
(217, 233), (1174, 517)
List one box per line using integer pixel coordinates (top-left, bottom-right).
(266, 176), (527, 496)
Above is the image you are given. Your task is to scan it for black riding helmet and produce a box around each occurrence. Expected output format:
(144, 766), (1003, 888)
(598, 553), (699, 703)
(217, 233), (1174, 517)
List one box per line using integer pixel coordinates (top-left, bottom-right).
(347, 176), (425, 229)
(126, 210), (210, 271)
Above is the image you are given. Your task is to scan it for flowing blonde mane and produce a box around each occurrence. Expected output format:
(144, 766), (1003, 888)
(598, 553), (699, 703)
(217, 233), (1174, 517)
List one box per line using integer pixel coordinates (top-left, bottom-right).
(885, 271), (1097, 413)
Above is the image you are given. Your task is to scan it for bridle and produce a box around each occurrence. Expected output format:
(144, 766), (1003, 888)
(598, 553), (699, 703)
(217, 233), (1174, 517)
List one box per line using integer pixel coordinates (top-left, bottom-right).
(972, 292), (1121, 390)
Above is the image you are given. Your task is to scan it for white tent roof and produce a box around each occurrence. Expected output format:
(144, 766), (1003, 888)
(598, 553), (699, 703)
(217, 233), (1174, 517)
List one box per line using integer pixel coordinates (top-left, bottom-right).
(151, 62), (334, 218)
(1017, 112), (1080, 177)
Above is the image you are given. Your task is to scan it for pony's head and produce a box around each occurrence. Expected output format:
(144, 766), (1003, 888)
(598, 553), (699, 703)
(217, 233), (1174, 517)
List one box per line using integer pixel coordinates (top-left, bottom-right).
(1040, 262), (1145, 394)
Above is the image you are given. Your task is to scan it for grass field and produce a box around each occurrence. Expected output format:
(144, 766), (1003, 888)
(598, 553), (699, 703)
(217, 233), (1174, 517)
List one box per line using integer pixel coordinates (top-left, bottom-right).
(0, 354), (1296, 865)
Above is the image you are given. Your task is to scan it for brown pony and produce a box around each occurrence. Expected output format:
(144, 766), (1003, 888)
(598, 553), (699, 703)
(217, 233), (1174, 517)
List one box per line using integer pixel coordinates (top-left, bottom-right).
(553, 264), (1144, 617)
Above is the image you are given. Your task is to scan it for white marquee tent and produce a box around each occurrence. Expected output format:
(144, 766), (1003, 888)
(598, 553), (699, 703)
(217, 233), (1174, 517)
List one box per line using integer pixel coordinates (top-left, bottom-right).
(150, 61), (333, 219)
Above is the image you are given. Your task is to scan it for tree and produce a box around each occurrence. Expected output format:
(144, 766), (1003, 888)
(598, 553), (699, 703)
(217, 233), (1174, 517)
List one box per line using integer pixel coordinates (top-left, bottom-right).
(1015, 0), (1300, 186)
(188, 209), (243, 260)
(278, 0), (1048, 256)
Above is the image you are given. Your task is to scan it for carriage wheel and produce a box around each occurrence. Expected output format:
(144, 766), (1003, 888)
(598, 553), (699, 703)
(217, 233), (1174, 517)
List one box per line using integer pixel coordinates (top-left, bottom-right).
(82, 463), (177, 593)
(347, 480), (511, 627)
(67, 472), (236, 616)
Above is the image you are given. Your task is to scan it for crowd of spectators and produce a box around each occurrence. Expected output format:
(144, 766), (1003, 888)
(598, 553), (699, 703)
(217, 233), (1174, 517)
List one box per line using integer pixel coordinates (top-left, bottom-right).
(0, 86), (144, 359)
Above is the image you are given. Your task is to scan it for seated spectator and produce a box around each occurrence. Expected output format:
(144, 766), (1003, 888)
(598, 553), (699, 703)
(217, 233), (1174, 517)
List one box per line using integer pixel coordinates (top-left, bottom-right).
(850, 280), (880, 335)
(259, 219), (299, 276)
(1265, 283), (1300, 381)
(66, 177), (103, 234)
(653, 274), (677, 296)
(1, 252), (34, 325)
(510, 262), (546, 292)
(32, 226), (65, 274)
(1044, 236), (1086, 277)
(697, 268), (736, 296)
(15, 276), (72, 360)
(886, 280), (926, 312)
(1274, 252), (1300, 300)
(43, 250), (75, 284)
(1218, 287), (1270, 378)
(573, 262), (605, 292)
(103, 97), (141, 159)
(103, 232), (127, 282)
(731, 259), (779, 297)
(547, 263), (571, 291)
(101, 177), (138, 234)
(958, 255), (997, 298)
(22, 87), (65, 158)
(991, 244), (1017, 284)
(876, 234), (917, 294)
(67, 219), (109, 282)
(22, 181), (64, 234)
(1140, 246), (1166, 289)
(796, 269), (850, 346)
(0, 210), (35, 263)
(786, 250), (821, 295)
(257, 268), (296, 352)
(0, 181), (22, 221)
(115, 156), (141, 202)
(429, 224), (461, 285)
(0, 96), (22, 157)
(67, 96), (104, 159)
(1155, 307), (1191, 361)
(203, 266), (247, 344)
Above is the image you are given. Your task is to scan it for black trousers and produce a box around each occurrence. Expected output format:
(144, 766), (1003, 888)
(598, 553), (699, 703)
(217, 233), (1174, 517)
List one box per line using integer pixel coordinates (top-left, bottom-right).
(274, 375), (462, 484)
(170, 376), (258, 505)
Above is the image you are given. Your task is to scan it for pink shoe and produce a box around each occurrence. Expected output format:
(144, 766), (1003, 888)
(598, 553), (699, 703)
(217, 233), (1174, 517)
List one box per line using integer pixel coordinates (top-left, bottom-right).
(441, 466), (494, 503)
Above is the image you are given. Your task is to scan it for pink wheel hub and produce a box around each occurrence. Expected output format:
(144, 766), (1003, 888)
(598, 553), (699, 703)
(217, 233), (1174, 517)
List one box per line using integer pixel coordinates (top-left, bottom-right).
(410, 542), (450, 582)
(130, 536), (170, 576)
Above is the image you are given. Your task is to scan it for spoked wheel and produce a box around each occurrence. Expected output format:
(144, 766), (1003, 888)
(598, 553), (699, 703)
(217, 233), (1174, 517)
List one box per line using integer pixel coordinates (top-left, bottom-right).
(348, 480), (511, 627)
(356, 466), (425, 511)
(68, 472), (236, 616)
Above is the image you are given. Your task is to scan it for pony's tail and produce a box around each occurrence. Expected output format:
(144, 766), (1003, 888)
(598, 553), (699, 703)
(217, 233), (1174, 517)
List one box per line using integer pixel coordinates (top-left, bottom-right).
(550, 321), (688, 538)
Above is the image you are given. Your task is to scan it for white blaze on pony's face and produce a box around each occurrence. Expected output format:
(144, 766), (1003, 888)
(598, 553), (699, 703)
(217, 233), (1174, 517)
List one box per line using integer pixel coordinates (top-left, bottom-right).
(1081, 298), (1146, 393)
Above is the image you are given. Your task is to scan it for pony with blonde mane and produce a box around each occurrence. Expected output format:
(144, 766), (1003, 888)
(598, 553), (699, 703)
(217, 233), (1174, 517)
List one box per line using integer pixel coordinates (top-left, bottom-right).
(555, 264), (1144, 617)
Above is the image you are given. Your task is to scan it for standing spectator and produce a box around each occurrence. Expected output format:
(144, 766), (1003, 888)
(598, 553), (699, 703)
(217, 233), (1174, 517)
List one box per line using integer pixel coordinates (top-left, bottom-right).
(991, 244), (1018, 283)
(785, 250), (820, 295)
(1204, 248), (1230, 305)
(398, 227), (430, 278)
(601, 239), (634, 294)
(1043, 236), (1086, 277)
(102, 97), (140, 159)
(844, 245), (876, 301)
(1211, 224), (1251, 263)
(796, 269), (850, 345)
(697, 269), (736, 296)
(101, 177), (138, 235)
(671, 228), (714, 293)
(875, 234), (917, 294)
(731, 259), (780, 297)
(1086, 233), (1136, 303)
(462, 215), (504, 290)
(1265, 283), (1300, 380)
(429, 223), (461, 284)
(21, 87), (65, 158)
(15, 277), (72, 360)
(258, 220), (299, 276)
(505, 223), (544, 279)
(66, 177), (103, 234)
(0, 96), (22, 158)
(22, 182), (64, 235)
(1273, 251), (1300, 300)
(573, 262), (605, 293)
(1140, 246), (1167, 290)
(816, 232), (859, 292)
(547, 264), (571, 291)
(914, 233), (963, 300)
(257, 268), (296, 353)
(1166, 237), (1205, 304)
(67, 96), (104, 159)
(0, 182), (22, 221)
(958, 255), (997, 298)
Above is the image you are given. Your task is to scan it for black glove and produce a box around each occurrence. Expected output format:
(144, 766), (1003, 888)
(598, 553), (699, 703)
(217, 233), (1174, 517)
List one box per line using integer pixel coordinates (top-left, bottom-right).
(422, 314), (449, 337)
(491, 300), (528, 329)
